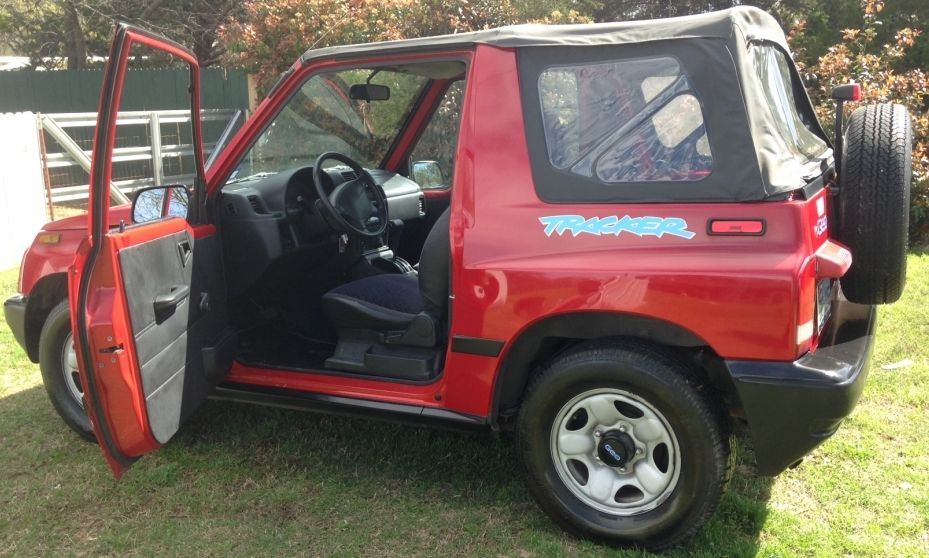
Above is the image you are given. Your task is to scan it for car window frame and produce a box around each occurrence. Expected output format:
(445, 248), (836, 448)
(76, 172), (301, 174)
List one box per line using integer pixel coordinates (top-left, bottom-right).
(747, 41), (830, 168)
(535, 54), (715, 185)
(407, 78), (467, 192)
(519, 40), (765, 204)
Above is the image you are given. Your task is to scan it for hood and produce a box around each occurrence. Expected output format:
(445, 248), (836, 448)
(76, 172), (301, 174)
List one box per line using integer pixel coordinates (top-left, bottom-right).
(42, 204), (132, 232)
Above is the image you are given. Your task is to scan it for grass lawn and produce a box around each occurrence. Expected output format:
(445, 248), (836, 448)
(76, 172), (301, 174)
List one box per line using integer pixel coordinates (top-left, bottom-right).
(0, 260), (927, 557)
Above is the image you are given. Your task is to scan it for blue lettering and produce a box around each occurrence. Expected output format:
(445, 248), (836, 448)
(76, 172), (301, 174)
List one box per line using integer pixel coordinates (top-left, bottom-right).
(658, 217), (695, 239)
(539, 214), (695, 240)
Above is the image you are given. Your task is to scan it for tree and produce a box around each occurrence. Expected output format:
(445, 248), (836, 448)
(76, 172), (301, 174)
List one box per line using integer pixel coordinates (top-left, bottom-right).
(0, 0), (242, 69)
(778, 0), (929, 74)
(793, 1), (929, 240)
(123, 1), (244, 66)
(222, 0), (588, 92)
(0, 0), (100, 69)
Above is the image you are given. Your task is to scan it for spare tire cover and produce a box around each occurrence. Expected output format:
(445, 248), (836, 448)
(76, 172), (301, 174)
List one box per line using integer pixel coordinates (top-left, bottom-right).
(837, 103), (912, 305)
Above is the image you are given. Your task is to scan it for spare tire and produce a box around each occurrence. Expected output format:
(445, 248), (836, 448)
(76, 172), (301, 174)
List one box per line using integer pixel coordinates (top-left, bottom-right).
(837, 103), (912, 304)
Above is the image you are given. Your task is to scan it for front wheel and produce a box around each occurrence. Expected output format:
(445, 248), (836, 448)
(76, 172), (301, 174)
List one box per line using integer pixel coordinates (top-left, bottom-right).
(38, 300), (95, 442)
(517, 340), (730, 551)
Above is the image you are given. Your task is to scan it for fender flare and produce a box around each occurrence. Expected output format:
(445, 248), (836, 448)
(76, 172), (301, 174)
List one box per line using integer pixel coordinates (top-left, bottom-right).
(490, 311), (712, 422)
(23, 273), (69, 362)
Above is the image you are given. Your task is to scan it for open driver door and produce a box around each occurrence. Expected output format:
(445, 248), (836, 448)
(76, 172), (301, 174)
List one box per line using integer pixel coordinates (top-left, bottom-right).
(69, 24), (236, 477)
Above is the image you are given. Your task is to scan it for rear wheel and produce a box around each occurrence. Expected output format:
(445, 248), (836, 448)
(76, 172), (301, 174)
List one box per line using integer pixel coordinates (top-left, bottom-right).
(517, 340), (729, 551)
(837, 103), (912, 304)
(39, 300), (95, 442)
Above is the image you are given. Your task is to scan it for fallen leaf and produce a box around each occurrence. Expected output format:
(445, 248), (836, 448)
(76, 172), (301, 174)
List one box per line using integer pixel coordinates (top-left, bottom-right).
(880, 358), (913, 370)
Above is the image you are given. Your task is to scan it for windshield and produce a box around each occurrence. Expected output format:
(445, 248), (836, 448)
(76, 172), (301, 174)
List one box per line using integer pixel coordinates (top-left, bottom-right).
(230, 68), (428, 182)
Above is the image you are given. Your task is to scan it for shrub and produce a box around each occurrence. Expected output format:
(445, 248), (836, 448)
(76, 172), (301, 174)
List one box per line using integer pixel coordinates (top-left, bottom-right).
(792, 2), (929, 242)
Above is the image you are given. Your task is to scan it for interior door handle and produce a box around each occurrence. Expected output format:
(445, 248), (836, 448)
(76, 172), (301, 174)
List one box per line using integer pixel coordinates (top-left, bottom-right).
(177, 239), (192, 267)
(153, 284), (190, 320)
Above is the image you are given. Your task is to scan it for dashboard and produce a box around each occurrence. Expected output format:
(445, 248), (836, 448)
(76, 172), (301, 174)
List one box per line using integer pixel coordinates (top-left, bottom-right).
(220, 165), (425, 295)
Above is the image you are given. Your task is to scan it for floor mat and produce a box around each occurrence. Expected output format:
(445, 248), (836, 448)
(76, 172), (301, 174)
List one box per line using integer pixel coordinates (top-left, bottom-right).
(237, 327), (335, 371)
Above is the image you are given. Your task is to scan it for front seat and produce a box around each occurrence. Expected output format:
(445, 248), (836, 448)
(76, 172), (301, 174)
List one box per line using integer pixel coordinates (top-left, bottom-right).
(322, 208), (450, 351)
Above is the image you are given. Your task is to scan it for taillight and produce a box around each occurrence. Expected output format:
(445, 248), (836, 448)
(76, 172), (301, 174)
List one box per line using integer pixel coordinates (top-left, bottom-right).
(796, 258), (817, 350)
(792, 237), (852, 352)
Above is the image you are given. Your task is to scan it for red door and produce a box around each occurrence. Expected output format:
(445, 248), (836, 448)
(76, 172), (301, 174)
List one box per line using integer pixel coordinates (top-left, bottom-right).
(69, 24), (234, 477)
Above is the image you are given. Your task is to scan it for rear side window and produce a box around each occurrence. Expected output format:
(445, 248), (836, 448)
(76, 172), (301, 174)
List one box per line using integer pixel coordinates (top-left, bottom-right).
(750, 45), (827, 163)
(538, 57), (713, 183)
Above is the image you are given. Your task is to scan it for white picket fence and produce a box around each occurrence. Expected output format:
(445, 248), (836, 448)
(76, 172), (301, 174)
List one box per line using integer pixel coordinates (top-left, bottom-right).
(0, 113), (48, 270)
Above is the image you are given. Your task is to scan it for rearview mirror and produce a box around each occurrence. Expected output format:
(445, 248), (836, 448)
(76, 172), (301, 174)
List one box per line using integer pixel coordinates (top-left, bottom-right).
(349, 83), (390, 102)
(411, 160), (445, 190)
(132, 185), (190, 224)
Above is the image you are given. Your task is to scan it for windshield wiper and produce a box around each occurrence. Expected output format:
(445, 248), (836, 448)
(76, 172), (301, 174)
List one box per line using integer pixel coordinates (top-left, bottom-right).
(226, 171), (278, 185)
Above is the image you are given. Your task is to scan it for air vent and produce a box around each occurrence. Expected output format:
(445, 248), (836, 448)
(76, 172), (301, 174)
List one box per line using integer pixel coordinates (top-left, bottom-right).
(341, 170), (358, 181)
(247, 195), (265, 214)
(418, 196), (426, 216)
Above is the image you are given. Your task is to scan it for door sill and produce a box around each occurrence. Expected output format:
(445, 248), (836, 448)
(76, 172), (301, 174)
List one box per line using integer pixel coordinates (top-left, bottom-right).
(232, 358), (445, 386)
(211, 382), (486, 430)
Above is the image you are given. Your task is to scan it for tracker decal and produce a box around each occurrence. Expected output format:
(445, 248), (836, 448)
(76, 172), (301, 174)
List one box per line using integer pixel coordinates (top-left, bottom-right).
(539, 215), (696, 239)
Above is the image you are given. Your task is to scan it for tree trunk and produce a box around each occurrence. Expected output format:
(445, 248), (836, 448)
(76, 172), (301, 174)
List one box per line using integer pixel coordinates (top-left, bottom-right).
(63, 0), (87, 69)
(193, 30), (222, 67)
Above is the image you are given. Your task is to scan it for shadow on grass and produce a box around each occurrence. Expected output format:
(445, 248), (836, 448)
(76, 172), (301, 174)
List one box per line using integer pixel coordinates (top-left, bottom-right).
(0, 385), (775, 556)
(172, 396), (777, 555)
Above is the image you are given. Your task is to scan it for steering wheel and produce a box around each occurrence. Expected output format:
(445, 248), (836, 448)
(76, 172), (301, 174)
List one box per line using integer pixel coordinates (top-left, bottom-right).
(313, 152), (388, 238)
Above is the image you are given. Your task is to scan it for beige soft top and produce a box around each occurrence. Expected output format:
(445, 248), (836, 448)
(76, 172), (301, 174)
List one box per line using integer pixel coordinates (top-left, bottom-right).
(300, 7), (788, 63)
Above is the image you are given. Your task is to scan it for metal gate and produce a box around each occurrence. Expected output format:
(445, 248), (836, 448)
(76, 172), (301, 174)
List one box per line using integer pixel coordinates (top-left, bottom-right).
(39, 109), (244, 219)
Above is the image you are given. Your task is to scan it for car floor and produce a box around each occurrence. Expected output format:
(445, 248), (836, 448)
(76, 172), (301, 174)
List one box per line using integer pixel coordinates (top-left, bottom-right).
(236, 325), (335, 372)
(229, 274), (340, 372)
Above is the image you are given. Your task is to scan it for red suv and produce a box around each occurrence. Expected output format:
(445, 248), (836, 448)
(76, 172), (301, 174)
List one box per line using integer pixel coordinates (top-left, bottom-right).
(4, 8), (912, 550)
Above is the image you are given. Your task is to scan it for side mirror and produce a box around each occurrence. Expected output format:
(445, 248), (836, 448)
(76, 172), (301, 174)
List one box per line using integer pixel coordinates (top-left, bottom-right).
(132, 185), (190, 224)
(411, 160), (445, 190)
(349, 83), (390, 102)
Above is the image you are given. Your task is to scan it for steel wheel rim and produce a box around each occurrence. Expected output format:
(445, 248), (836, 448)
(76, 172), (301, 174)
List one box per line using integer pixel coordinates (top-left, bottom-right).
(60, 332), (84, 408)
(550, 388), (681, 516)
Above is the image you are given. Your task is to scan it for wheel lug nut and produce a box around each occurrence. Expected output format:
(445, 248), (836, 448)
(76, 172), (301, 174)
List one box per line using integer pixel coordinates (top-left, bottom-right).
(594, 431), (601, 437)
(619, 426), (626, 432)
(636, 448), (642, 455)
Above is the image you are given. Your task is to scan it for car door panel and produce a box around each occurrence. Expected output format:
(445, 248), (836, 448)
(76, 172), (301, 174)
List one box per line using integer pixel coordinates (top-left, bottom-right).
(117, 222), (234, 436)
(70, 23), (233, 476)
(118, 228), (195, 443)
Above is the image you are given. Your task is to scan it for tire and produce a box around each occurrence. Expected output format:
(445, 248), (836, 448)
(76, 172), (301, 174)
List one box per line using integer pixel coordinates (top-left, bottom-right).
(516, 340), (729, 551)
(38, 300), (96, 442)
(838, 103), (912, 304)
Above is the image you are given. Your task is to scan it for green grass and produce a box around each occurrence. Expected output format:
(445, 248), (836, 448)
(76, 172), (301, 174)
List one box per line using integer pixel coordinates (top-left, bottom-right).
(1, 261), (928, 557)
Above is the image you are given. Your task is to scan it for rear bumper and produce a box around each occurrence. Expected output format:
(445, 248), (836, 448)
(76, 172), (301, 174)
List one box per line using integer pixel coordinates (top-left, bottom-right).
(4, 294), (28, 352)
(726, 299), (876, 475)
